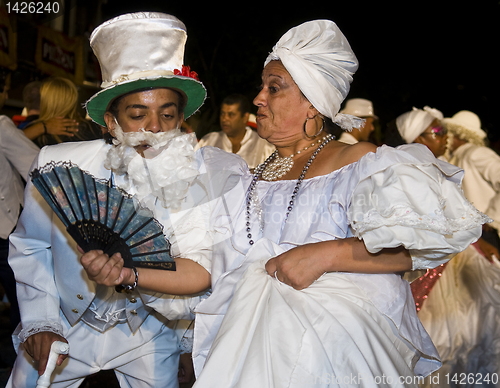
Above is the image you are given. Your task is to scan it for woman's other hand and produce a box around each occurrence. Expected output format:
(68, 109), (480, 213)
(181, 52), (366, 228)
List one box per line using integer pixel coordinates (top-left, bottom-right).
(265, 238), (412, 290)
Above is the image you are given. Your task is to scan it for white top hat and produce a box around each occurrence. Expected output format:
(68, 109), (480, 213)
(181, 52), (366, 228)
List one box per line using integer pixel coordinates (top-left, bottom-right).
(85, 12), (206, 126)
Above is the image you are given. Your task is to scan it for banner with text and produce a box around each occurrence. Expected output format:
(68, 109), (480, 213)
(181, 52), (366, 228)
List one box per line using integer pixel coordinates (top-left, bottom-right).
(35, 25), (83, 84)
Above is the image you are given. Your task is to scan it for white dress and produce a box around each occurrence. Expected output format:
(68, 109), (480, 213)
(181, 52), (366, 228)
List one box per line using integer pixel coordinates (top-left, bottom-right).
(192, 144), (488, 387)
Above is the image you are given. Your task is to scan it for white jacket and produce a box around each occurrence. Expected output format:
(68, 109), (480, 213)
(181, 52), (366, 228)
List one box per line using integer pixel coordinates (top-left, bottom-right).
(9, 139), (244, 341)
(450, 142), (500, 231)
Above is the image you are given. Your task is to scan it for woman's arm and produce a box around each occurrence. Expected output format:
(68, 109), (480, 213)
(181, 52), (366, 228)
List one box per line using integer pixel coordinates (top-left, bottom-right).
(23, 117), (79, 140)
(265, 238), (412, 290)
(80, 249), (211, 295)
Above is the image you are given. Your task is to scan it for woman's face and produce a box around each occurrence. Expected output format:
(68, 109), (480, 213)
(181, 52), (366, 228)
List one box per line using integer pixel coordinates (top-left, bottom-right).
(414, 119), (448, 157)
(253, 61), (314, 146)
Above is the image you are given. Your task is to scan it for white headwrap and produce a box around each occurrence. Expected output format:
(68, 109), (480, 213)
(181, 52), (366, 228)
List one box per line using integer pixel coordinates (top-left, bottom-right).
(264, 20), (363, 131)
(396, 106), (443, 144)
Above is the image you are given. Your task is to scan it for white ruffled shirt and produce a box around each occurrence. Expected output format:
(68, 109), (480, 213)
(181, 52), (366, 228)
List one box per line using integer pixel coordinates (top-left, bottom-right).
(196, 127), (275, 169)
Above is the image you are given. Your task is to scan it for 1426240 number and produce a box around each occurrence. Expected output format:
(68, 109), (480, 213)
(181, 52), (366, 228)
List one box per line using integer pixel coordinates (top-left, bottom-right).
(5, 2), (60, 14)
(446, 373), (499, 385)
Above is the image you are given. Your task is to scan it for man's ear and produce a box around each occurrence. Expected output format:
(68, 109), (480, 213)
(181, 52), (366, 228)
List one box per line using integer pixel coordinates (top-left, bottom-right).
(104, 112), (116, 138)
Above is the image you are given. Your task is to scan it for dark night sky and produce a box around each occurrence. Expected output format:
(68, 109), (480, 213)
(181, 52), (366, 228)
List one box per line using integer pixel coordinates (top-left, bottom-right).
(99, 1), (500, 141)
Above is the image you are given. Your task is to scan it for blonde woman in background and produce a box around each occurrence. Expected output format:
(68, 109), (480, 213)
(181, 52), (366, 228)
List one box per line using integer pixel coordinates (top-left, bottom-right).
(23, 77), (102, 147)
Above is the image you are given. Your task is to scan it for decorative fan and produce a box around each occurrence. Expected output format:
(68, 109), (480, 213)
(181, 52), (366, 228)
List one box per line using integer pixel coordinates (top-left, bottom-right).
(30, 161), (175, 271)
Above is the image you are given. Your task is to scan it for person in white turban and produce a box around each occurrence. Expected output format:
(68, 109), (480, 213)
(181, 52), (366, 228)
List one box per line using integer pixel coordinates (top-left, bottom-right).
(396, 106), (448, 157)
(82, 20), (489, 387)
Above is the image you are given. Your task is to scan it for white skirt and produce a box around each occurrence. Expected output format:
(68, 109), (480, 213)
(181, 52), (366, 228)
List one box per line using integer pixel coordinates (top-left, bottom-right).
(194, 243), (436, 388)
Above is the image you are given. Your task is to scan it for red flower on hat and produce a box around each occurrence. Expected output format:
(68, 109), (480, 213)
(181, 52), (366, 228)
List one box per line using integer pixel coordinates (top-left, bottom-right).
(174, 65), (199, 81)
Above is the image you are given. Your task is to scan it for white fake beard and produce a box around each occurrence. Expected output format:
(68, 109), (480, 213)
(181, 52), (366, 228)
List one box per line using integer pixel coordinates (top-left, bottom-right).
(104, 122), (199, 211)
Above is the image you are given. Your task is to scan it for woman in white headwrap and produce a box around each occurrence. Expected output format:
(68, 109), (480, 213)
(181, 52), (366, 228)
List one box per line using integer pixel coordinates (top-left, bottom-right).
(188, 21), (489, 387)
(395, 106), (448, 158)
(83, 20), (489, 387)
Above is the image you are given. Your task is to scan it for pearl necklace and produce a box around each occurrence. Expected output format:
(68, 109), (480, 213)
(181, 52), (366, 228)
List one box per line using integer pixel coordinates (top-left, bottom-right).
(246, 134), (334, 245)
(261, 135), (329, 181)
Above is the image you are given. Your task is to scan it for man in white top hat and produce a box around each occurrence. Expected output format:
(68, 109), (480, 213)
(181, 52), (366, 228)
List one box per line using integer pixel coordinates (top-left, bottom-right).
(338, 98), (377, 144)
(7, 12), (243, 388)
(444, 110), (500, 246)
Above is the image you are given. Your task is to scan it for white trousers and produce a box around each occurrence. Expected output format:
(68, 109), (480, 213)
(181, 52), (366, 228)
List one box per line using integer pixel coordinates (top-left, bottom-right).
(7, 312), (181, 388)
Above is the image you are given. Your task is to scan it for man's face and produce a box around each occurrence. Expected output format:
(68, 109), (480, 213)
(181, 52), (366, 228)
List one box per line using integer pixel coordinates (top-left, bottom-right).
(220, 103), (248, 137)
(104, 88), (184, 155)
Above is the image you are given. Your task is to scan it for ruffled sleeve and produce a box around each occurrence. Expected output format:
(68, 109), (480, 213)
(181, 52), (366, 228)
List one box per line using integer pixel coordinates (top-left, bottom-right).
(347, 144), (490, 270)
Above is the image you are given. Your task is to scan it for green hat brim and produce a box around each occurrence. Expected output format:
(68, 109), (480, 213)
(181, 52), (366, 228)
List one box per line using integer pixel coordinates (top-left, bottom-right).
(86, 76), (206, 127)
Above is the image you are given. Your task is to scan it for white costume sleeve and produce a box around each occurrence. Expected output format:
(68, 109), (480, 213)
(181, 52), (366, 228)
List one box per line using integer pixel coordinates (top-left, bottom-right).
(347, 144), (490, 270)
(9, 153), (64, 342)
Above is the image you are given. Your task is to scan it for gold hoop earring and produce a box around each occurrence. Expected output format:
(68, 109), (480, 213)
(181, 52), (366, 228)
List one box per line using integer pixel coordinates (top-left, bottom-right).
(303, 116), (324, 139)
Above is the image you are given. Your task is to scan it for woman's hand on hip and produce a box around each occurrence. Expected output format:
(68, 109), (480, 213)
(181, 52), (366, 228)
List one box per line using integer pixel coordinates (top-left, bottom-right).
(265, 243), (328, 290)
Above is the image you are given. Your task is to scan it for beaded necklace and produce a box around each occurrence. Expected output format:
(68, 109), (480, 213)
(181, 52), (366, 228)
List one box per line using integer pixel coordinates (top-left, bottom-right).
(261, 135), (329, 181)
(246, 134), (334, 245)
